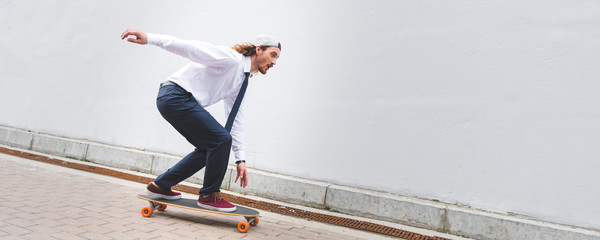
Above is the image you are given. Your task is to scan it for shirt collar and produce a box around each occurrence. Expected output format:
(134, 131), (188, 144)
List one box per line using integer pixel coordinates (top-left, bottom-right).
(243, 56), (251, 73)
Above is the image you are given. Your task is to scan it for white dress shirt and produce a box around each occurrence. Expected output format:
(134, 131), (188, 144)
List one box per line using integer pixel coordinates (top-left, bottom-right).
(147, 33), (250, 161)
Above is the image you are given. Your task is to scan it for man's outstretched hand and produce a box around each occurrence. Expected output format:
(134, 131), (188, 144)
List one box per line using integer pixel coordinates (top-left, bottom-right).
(235, 162), (249, 188)
(121, 29), (148, 45)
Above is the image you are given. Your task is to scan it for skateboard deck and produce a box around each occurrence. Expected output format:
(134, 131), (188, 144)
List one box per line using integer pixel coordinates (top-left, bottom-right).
(137, 194), (259, 233)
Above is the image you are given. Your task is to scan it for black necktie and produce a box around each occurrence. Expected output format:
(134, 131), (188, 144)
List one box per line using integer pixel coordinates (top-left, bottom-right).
(224, 72), (250, 132)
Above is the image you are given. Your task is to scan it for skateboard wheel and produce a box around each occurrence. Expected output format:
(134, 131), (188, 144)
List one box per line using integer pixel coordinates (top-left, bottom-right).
(250, 217), (259, 226)
(237, 221), (249, 233)
(141, 206), (153, 217)
(157, 204), (167, 211)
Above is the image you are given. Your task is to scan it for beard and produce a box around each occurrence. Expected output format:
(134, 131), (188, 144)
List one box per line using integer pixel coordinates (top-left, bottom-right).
(258, 65), (268, 75)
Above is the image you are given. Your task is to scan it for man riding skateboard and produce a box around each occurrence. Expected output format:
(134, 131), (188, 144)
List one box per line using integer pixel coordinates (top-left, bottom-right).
(121, 29), (281, 212)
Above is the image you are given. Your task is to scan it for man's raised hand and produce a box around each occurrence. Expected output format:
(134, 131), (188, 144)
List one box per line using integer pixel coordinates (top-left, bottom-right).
(121, 29), (148, 45)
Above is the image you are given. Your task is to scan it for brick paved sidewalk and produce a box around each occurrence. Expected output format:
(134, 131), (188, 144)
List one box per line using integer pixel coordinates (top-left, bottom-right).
(0, 152), (394, 240)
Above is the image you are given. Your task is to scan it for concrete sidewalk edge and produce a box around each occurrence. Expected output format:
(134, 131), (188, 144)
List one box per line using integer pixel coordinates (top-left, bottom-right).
(1, 125), (599, 240)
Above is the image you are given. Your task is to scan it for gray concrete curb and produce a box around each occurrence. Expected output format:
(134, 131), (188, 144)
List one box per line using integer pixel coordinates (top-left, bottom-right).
(1, 125), (599, 240)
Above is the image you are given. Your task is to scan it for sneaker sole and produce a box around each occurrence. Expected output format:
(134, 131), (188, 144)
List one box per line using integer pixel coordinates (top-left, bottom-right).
(145, 189), (182, 200)
(196, 202), (237, 213)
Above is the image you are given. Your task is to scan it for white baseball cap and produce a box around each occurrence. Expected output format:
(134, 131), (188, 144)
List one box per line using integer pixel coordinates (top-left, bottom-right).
(253, 34), (281, 50)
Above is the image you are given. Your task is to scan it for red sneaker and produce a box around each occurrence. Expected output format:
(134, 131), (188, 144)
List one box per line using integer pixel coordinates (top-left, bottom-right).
(145, 182), (182, 200)
(197, 192), (236, 212)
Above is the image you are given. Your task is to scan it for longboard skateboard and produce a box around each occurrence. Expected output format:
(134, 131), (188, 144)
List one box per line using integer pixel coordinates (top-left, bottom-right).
(137, 194), (259, 233)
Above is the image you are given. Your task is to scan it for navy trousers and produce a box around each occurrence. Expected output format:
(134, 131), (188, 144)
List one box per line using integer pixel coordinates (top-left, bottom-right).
(153, 83), (232, 195)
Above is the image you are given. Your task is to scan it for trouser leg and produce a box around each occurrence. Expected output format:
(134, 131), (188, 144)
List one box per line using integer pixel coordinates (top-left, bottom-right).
(154, 149), (206, 190)
(153, 84), (232, 194)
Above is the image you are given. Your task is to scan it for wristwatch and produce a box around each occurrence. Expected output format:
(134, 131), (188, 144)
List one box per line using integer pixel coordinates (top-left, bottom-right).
(235, 160), (246, 164)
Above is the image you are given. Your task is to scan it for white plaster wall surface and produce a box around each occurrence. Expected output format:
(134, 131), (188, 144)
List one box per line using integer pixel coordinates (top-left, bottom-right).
(1, 0), (599, 231)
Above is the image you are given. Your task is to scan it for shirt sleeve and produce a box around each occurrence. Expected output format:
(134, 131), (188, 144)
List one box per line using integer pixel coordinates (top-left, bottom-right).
(224, 95), (246, 161)
(147, 33), (238, 67)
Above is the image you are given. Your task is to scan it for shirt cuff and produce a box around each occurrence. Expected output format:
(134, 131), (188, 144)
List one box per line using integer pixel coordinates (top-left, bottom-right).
(234, 150), (246, 162)
(146, 33), (160, 46)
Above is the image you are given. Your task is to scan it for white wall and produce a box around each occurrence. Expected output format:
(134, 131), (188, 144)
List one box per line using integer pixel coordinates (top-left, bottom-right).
(1, 0), (599, 231)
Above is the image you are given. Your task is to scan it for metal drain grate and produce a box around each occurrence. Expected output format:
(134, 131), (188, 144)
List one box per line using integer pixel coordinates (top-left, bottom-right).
(1, 147), (452, 240)
(224, 194), (451, 240)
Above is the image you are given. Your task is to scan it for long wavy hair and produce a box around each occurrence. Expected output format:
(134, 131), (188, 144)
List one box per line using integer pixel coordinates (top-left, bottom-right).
(232, 43), (260, 56)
